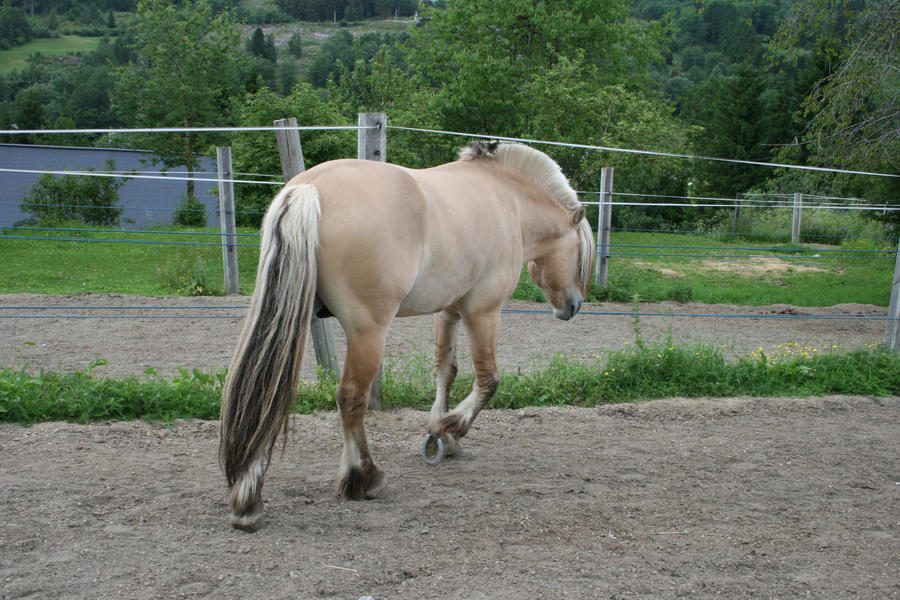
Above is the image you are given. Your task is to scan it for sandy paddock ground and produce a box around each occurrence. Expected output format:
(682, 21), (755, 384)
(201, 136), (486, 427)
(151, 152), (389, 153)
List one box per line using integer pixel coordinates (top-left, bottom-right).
(0, 294), (897, 599)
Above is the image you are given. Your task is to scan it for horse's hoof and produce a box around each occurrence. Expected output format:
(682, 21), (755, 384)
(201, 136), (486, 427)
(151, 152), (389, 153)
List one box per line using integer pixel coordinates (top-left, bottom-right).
(229, 500), (263, 531)
(421, 433), (445, 466)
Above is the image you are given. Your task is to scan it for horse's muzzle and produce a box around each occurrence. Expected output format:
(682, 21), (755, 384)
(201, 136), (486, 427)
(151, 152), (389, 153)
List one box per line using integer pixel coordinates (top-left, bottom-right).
(553, 295), (583, 321)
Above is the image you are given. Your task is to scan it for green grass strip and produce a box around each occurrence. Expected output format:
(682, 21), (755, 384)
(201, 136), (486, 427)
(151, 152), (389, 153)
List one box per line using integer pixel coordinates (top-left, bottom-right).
(0, 362), (223, 425)
(2, 344), (898, 426)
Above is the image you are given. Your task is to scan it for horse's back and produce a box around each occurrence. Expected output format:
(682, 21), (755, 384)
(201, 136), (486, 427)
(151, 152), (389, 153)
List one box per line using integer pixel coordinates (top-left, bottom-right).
(288, 158), (524, 323)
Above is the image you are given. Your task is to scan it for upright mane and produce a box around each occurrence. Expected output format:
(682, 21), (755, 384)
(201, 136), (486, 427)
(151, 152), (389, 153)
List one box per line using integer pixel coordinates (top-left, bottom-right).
(459, 140), (594, 296)
(458, 141), (580, 212)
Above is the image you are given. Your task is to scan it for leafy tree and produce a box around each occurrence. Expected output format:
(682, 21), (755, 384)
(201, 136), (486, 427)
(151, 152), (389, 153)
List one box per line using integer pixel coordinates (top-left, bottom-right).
(14, 87), (46, 143)
(277, 57), (300, 95)
(20, 160), (126, 227)
(328, 40), (407, 114)
(520, 52), (692, 228)
(307, 30), (401, 88)
(230, 84), (354, 226)
(773, 0), (899, 174)
(406, 0), (667, 138)
(111, 0), (246, 203)
(0, 7), (33, 50)
(766, 0), (899, 223)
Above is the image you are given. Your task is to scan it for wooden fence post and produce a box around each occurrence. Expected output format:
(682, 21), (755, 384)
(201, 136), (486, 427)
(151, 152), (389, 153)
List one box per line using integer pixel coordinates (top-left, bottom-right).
(216, 146), (239, 295)
(732, 193), (742, 232)
(885, 234), (900, 351)
(792, 192), (803, 243)
(358, 112), (387, 161)
(594, 167), (613, 289)
(273, 117), (341, 378)
(357, 112), (387, 409)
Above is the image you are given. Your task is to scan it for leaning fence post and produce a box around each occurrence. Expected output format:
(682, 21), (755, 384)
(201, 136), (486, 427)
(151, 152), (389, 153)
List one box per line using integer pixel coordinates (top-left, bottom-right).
(594, 167), (614, 289)
(273, 117), (341, 378)
(886, 234), (900, 351)
(216, 146), (240, 295)
(357, 112), (387, 409)
(792, 192), (803, 243)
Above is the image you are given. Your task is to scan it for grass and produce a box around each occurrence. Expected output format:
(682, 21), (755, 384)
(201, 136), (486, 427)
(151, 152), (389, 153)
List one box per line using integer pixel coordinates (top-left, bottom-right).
(1, 225), (895, 305)
(0, 362), (223, 425)
(0, 35), (103, 74)
(2, 222), (896, 427)
(593, 230), (896, 306)
(0, 225), (260, 296)
(719, 206), (893, 246)
(3, 341), (898, 425)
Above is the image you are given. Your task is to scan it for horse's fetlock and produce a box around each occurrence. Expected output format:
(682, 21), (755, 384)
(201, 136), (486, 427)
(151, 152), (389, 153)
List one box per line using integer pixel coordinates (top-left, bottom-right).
(337, 459), (386, 500)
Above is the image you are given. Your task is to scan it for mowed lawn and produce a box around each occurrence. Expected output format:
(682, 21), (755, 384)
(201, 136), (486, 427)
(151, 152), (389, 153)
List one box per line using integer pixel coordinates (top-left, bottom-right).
(0, 36), (103, 74)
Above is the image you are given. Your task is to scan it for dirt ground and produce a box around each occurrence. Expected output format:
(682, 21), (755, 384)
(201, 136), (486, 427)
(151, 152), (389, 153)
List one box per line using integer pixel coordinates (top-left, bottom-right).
(1, 294), (898, 599)
(0, 293), (890, 379)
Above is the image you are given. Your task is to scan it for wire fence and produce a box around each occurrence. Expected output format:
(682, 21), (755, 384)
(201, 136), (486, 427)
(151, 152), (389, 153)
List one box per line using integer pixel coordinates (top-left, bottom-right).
(0, 122), (898, 341)
(0, 305), (893, 322)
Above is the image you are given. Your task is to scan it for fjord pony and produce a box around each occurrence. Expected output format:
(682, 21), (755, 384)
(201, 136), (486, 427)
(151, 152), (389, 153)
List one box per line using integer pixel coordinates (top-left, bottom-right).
(219, 141), (594, 528)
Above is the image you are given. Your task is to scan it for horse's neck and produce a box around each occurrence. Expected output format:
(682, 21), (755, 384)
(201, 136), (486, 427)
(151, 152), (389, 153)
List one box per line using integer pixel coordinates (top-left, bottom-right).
(516, 190), (571, 261)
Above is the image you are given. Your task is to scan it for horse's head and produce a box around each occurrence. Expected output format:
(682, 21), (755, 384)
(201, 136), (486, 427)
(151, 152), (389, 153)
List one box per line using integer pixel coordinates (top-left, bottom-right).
(527, 206), (595, 321)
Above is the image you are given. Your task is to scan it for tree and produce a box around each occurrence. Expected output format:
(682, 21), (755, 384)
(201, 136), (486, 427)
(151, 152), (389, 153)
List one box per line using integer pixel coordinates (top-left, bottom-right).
(110, 0), (246, 203)
(0, 6), (33, 50)
(15, 87), (45, 137)
(774, 0), (899, 174)
(520, 52), (691, 229)
(246, 26), (277, 62)
(405, 0), (667, 138)
(287, 31), (303, 59)
(20, 160), (126, 227)
(230, 84), (354, 226)
(683, 67), (789, 198)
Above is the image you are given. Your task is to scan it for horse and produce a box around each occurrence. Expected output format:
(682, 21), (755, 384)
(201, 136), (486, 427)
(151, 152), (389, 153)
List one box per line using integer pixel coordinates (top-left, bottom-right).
(219, 140), (595, 529)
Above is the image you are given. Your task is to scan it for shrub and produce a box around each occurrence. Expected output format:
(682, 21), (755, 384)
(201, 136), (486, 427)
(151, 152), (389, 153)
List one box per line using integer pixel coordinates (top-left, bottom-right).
(173, 195), (206, 227)
(19, 159), (125, 226)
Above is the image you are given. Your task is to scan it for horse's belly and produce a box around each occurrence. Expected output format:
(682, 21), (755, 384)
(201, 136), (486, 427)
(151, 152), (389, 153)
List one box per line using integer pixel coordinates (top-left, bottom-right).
(395, 265), (515, 318)
(395, 283), (458, 317)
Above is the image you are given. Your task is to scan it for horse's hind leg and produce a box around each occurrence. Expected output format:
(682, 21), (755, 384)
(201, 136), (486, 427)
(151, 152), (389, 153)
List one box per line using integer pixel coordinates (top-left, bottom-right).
(429, 309), (500, 447)
(335, 324), (389, 500)
(430, 310), (461, 425)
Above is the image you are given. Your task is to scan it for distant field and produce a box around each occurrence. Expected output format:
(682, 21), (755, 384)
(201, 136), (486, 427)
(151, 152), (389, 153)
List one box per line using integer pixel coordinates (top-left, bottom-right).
(245, 19), (414, 78)
(0, 36), (103, 74)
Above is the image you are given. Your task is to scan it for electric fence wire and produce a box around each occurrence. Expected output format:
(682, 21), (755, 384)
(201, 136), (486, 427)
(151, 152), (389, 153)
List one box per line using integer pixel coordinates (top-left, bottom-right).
(1, 124), (898, 323)
(0, 305), (894, 322)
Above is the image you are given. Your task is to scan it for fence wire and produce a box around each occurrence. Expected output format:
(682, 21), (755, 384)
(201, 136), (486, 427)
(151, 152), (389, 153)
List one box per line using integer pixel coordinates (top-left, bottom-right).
(1, 124), (898, 326)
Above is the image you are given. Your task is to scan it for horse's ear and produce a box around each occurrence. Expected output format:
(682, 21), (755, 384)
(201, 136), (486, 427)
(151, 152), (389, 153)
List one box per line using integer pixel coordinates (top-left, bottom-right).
(573, 205), (586, 226)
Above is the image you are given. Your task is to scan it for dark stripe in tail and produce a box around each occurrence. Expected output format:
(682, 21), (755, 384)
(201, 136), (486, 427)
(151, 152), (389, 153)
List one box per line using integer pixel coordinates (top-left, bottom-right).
(218, 184), (321, 520)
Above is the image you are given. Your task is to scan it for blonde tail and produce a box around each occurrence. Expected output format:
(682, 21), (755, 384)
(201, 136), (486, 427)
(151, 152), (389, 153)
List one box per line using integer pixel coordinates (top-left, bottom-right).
(218, 184), (320, 528)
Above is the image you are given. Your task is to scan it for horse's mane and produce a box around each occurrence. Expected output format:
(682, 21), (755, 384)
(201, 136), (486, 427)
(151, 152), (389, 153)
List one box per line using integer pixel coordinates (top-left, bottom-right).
(460, 140), (594, 295)
(458, 141), (580, 213)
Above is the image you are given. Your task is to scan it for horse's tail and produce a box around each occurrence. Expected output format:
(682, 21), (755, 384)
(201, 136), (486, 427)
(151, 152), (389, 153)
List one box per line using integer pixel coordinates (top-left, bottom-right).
(219, 183), (321, 527)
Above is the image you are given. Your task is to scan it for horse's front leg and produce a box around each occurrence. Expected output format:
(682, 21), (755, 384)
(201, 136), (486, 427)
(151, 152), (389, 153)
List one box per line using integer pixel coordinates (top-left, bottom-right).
(427, 309), (500, 455)
(335, 325), (389, 500)
(430, 309), (461, 425)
